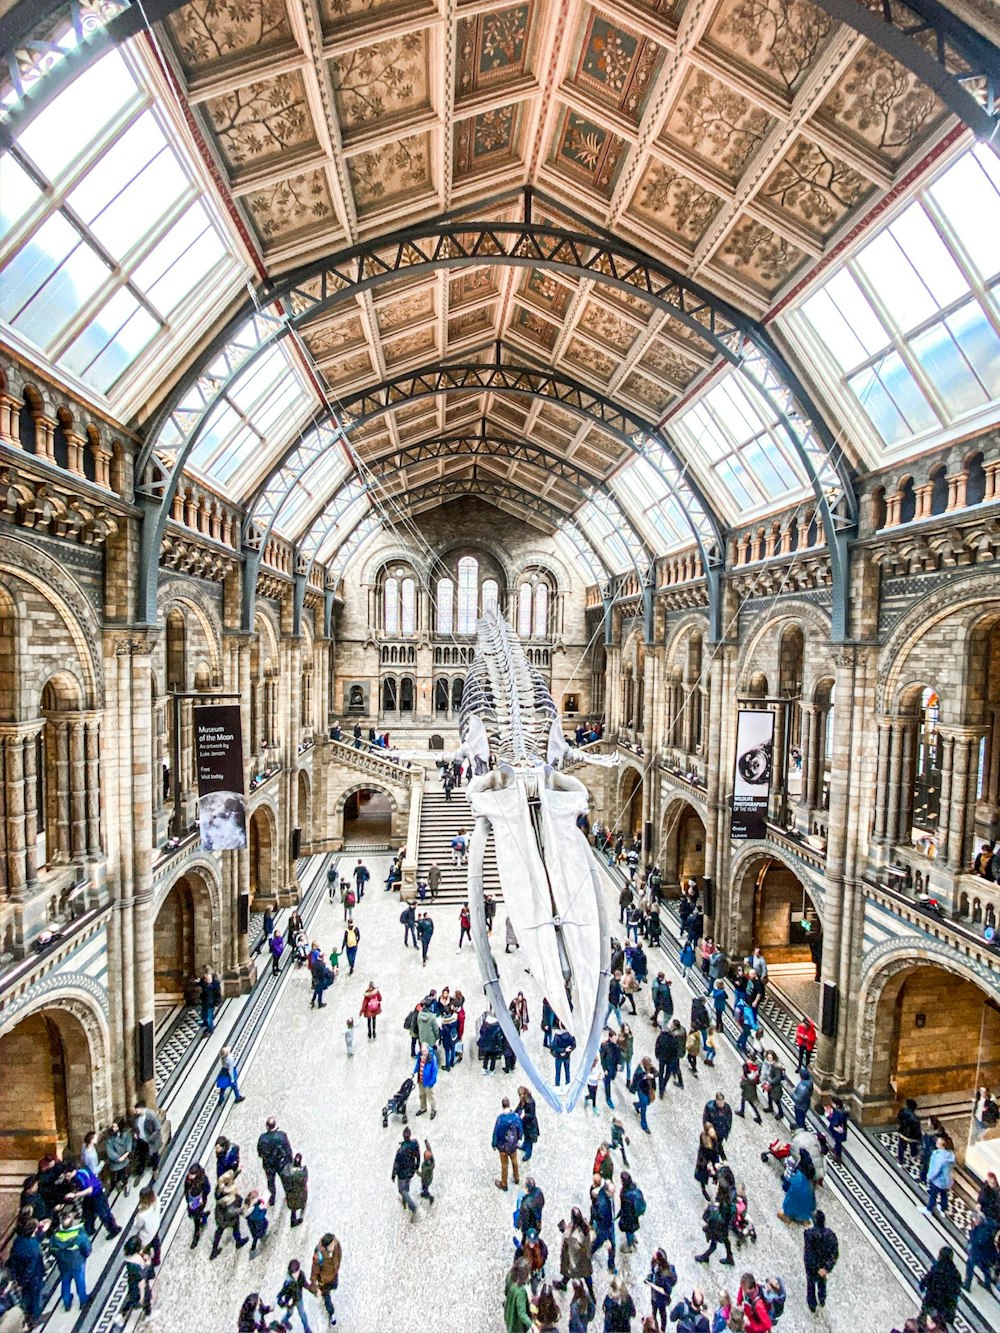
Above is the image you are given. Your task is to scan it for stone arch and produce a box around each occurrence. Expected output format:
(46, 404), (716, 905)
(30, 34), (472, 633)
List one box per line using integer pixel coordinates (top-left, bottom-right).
(153, 865), (219, 1001)
(0, 534), (103, 712)
(358, 543), (433, 590)
(0, 582), (16, 721)
(659, 795), (706, 893)
(734, 600), (832, 696)
(157, 581), (223, 685)
(333, 780), (404, 845)
(248, 799), (278, 906)
(616, 762), (644, 841)
(856, 941), (1000, 1114)
(0, 987), (112, 1154)
(509, 548), (571, 593)
(727, 845), (824, 962)
(297, 768), (311, 840)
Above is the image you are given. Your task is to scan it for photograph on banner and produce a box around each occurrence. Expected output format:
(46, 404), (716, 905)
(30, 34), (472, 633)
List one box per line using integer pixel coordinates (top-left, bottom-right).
(731, 708), (774, 840)
(194, 703), (247, 851)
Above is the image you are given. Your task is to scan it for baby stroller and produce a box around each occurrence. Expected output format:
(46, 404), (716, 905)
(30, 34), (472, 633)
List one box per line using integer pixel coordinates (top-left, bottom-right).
(732, 1193), (758, 1246)
(382, 1076), (414, 1128)
(292, 931), (309, 968)
(761, 1138), (794, 1172)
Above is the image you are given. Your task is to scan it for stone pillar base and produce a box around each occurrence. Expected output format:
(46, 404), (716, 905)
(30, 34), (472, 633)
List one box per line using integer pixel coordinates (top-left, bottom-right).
(222, 960), (256, 996)
(276, 882), (300, 908)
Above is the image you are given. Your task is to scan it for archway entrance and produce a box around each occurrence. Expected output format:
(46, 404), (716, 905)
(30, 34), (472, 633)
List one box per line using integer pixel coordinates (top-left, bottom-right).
(618, 767), (643, 842)
(0, 1006), (96, 1238)
(249, 807), (274, 905)
(153, 877), (196, 1005)
(660, 801), (705, 892)
(746, 856), (822, 1018)
(344, 788), (392, 843)
(867, 962), (1000, 1153)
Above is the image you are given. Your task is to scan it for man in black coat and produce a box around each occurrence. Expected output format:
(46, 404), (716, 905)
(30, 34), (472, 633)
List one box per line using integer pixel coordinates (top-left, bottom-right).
(257, 1118), (293, 1206)
(599, 1032), (620, 1108)
(803, 1208), (839, 1311)
(919, 1246), (962, 1327)
(198, 968), (222, 1035)
(417, 912), (434, 966)
(655, 1026), (677, 1098)
(391, 1128), (420, 1219)
(703, 1093), (733, 1160)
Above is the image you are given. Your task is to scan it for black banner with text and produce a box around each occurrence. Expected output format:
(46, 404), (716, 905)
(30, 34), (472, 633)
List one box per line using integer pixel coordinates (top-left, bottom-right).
(731, 709), (774, 840)
(194, 704), (247, 851)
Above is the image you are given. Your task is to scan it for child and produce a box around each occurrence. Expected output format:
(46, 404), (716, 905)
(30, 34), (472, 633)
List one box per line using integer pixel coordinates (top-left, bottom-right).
(763, 1275), (786, 1325)
(703, 1023), (719, 1067)
(328, 945), (340, 979)
(344, 1017), (355, 1056)
(419, 1140), (435, 1203)
(115, 1235), (154, 1326)
(685, 1028), (700, 1073)
(586, 1059), (600, 1114)
(245, 1191), (268, 1254)
(610, 1117), (630, 1168)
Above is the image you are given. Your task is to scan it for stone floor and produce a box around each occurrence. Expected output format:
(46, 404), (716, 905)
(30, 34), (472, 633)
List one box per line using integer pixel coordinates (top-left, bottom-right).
(145, 852), (915, 1333)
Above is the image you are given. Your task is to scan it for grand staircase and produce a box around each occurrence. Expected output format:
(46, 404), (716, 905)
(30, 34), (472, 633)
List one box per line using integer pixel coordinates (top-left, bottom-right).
(417, 782), (502, 904)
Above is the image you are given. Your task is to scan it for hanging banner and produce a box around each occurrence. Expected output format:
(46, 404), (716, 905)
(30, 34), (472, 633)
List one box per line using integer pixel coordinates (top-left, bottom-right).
(194, 704), (247, 851)
(731, 709), (774, 840)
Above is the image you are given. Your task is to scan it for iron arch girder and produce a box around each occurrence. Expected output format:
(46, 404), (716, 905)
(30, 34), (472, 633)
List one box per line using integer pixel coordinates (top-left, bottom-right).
(811, 0), (1000, 148)
(262, 358), (724, 573)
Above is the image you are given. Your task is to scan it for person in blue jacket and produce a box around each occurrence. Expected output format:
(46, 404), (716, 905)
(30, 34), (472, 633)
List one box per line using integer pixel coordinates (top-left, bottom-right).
(552, 1025), (577, 1087)
(414, 1041), (439, 1119)
(8, 1214), (46, 1327)
(493, 1097), (524, 1191)
(589, 1180), (617, 1273)
(49, 1206), (92, 1312)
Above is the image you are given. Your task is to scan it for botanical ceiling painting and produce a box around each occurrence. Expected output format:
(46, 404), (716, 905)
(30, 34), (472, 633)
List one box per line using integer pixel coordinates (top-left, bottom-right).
(660, 68), (775, 182)
(457, 2), (533, 100)
(244, 168), (335, 242)
(346, 131), (433, 212)
(204, 72), (315, 171)
(629, 159), (726, 249)
(759, 135), (874, 240)
(572, 11), (664, 124)
(705, 0), (835, 97)
(815, 42), (948, 163)
(329, 30), (430, 138)
(150, 0), (963, 530)
(168, 0), (292, 73)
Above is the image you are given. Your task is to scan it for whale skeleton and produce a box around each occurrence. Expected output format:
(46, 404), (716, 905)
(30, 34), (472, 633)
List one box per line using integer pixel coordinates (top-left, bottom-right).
(454, 612), (619, 1113)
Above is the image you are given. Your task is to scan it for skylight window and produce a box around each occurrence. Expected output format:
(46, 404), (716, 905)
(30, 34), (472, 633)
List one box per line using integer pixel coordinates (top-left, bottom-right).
(0, 45), (244, 402)
(792, 144), (1000, 454)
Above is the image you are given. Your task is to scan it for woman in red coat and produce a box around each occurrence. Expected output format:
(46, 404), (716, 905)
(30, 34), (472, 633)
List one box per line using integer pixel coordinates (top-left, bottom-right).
(360, 981), (382, 1039)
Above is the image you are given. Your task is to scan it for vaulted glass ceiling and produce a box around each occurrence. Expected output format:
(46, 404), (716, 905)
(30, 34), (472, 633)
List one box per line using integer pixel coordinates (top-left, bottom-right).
(2, 2), (997, 589)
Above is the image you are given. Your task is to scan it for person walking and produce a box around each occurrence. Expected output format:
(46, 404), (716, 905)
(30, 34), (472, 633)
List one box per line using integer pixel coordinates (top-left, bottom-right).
(493, 1097), (524, 1191)
(557, 1209), (595, 1299)
(50, 1208), (92, 1313)
(114, 1236), (155, 1328)
(414, 1042), (438, 1119)
(217, 1046), (246, 1104)
(458, 903), (472, 950)
(400, 901), (418, 950)
(736, 1061), (763, 1125)
(569, 1279), (597, 1333)
(602, 1274), (636, 1331)
(517, 1086), (540, 1162)
(590, 1179), (617, 1275)
(360, 981), (382, 1039)
(209, 1171), (248, 1259)
(617, 1171), (645, 1252)
(777, 1148), (816, 1225)
(277, 1259), (311, 1333)
(8, 1216), (45, 1328)
(704, 1093), (733, 1161)
(552, 1024), (577, 1087)
(245, 1191), (269, 1253)
(631, 1057), (654, 1135)
(651, 973), (673, 1028)
(282, 1152), (309, 1227)
(391, 1127), (420, 1220)
(761, 1051), (785, 1120)
(919, 1246), (962, 1329)
(341, 919), (360, 975)
(795, 1017), (817, 1071)
(353, 859), (369, 901)
(694, 1124), (720, 1201)
(198, 967), (222, 1035)
(214, 1134), (240, 1180)
(419, 1140), (435, 1203)
(257, 1118), (294, 1206)
(505, 1259), (533, 1333)
(269, 930), (286, 975)
(791, 1069), (814, 1130)
(963, 1211), (996, 1293)
(417, 912), (434, 966)
(646, 1250), (677, 1332)
(310, 1233), (342, 1327)
(695, 1188), (735, 1267)
(132, 1101), (164, 1181)
(803, 1209), (838, 1312)
(600, 1031), (621, 1108)
(897, 1097), (923, 1166)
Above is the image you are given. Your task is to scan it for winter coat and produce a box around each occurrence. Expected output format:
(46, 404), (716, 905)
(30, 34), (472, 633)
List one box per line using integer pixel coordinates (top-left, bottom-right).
(105, 1129), (133, 1172)
(257, 1128), (293, 1174)
(781, 1166), (816, 1223)
(560, 1224), (594, 1279)
(8, 1234), (45, 1292)
(920, 1254), (962, 1321)
(416, 1009), (440, 1048)
(504, 1276), (532, 1333)
(49, 1219), (91, 1274)
(391, 1139), (419, 1182)
(804, 1223), (839, 1275)
(602, 1292), (636, 1332)
(704, 1099), (733, 1142)
(360, 989), (382, 1017)
(690, 997), (710, 1032)
(518, 1185), (544, 1234)
(493, 1111), (524, 1154)
(311, 1238), (342, 1290)
(518, 1096), (539, 1144)
(617, 1184), (643, 1234)
(281, 1163), (308, 1211)
(214, 1176), (243, 1229)
(414, 1048), (438, 1088)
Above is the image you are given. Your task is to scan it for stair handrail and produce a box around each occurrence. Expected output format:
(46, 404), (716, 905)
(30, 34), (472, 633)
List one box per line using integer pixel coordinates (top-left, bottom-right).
(402, 765), (424, 898)
(326, 736), (415, 781)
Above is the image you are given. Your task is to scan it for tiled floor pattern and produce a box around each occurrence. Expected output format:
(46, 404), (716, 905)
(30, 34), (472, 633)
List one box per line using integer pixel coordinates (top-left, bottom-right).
(144, 854), (917, 1333)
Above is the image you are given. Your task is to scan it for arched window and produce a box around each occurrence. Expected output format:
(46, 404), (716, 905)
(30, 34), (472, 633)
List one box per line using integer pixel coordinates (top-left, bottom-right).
(382, 677), (398, 711)
(452, 676), (465, 711)
(434, 677), (449, 713)
(482, 578), (499, 617)
(383, 576), (399, 636)
(517, 583), (532, 638)
(436, 579), (453, 636)
(400, 578), (416, 635)
(533, 582), (548, 638)
(400, 677), (414, 712)
(457, 557), (478, 634)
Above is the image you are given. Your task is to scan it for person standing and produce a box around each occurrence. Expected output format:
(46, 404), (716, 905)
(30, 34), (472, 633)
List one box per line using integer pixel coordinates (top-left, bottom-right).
(132, 1101), (164, 1182)
(360, 981), (382, 1038)
(896, 1097), (922, 1166)
(505, 1259), (533, 1333)
(617, 1171), (645, 1252)
(198, 967), (222, 1035)
(600, 1031), (621, 1108)
(417, 912), (434, 966)
(277, 1259), (311, 1333)
(341, 919), (360, 975)
(919, 1246), (962, 1329)
(414, 1042), (438, 1119)
(419, 1141), (435, 1203)
(427, 862), (441, 899)
(484, 892), (497, 934)
(310, 1233), (342, 1327)
(704, 1093), (733, 1161)
(777, 1148), (816, 1225)
(963, 1211), (996, 1293)
(590, 1180), (617, 1275)
(245, 1191), (269, 1253)
(451, 831), (467, 868)
(281, 1153), (308, 1228)
(50, 1207), (92, 1312)
(761, 1051), (785, 1120)
(552, 1024), (577, 1087)
(8, 1216), (45, 1328)
(131, 1186), (161, 1267)
(923, 1133), (956, 1216)
(217, 1047), (246, 1104)
(493, 1097), (524, 1191)
(269, 930), (286, 975)
(257, 1118), (293, 1207)
(517, 1086), (540, 1162)
(803, 1209), (838, 1312)
(651, 973), (673, 1028)
(353, 859), (369, 901)
(602, 1274), (636, 1331)
(791, 1069), (814, 1130)
(105, 1119), (134, 1199)
(391, 1127), (420, 1220)
(795, 1017), (817, 1070)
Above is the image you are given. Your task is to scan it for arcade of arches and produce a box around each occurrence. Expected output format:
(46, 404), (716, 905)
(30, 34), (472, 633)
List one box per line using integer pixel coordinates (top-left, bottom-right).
(2, 0), (1000, 1328)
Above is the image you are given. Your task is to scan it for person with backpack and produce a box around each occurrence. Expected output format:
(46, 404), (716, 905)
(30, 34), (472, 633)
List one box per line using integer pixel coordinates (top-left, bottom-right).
(360, 980), (382, 1038)
(590, 1179), (617, 1274)
(310, 1232), (342, 1325)
(391, 1127), (420, 1220)
(493, 1097), (524, 1190)
(668, 1290), (709, 1333)
(276, 1258), (311, 1333)
(341, 919), (360, 975)
(451, 831), (467, 867)
(739, 1273), (772, 1332)
(342, 883), (357, 920)
(617, 1171), (645, 1251)
(517, 1178), (545, 1239)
